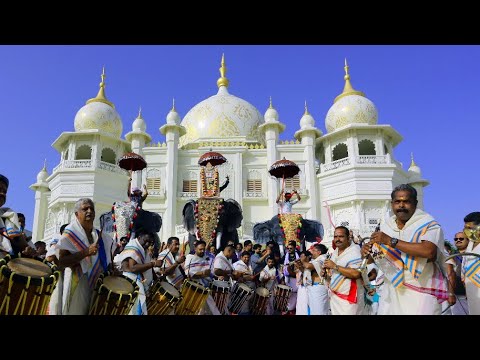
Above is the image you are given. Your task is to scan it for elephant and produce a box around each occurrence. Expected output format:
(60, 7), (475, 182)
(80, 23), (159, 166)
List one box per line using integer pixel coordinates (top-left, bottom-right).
(100, 204), (162, 258)
(253, 215), (324, 255)
(182, 198), (243, 251)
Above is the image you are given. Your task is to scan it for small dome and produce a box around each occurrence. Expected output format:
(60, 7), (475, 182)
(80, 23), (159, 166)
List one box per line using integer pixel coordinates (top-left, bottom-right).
(325, 60), (378, 133)
(300, 102), (315, 129)
(36, 163), (49, 182)
(408, 153), (422, 180)
(132, 108), (146, 132)
(73, 68), (123, 138)
(264, 97), (279, 123)
(166, 100), (181, 125)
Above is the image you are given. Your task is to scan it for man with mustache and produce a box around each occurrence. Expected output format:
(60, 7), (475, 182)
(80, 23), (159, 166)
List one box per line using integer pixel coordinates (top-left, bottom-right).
(361, 184), (448, 315)
(324, 227), (364, 315)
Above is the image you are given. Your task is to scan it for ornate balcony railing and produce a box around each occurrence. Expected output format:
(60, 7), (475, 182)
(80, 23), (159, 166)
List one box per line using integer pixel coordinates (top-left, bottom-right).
(320, 155), (390, 173)
(53, 160), (128, 175)
(243, 191), (265, 198)
(178, 192), (198, 199)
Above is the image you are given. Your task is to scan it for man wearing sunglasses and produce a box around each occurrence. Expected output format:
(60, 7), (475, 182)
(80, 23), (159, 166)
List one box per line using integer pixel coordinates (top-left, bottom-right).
(462, 212), (480, 314)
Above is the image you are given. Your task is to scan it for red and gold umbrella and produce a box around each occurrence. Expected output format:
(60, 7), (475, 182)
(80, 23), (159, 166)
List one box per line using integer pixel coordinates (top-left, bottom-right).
(118, 152), (147, 171)
(198, 151), (227, 167)
(268, 158), (300, 179)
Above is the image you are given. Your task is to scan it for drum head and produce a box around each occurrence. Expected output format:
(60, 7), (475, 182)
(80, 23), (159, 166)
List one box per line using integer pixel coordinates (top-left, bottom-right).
(237, 283), (252, 292)
(103, 276), (134, 294)
(161, 281), (181, 297)
(185, 279), (208, 292)
(212, 280), (229, 289)
(7, 258), (52, 278)
(256, 287), (270, 297)
(276, 284), (291, 291)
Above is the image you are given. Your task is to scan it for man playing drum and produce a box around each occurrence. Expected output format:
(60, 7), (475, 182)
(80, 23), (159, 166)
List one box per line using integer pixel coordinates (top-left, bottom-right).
(115, 210), (163, 315)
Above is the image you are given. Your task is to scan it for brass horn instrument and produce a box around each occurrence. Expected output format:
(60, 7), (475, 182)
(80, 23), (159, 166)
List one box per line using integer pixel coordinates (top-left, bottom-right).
(463, 224), (480, 243)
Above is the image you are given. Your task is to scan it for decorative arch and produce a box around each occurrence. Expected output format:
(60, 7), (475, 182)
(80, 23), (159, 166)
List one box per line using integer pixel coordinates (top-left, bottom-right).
(358, 139), (376, 155)
(332, 143), (348, 161)
(247, 170), (261, 180)
(101, 147), (116, 164)
(76, 145), (92, 160)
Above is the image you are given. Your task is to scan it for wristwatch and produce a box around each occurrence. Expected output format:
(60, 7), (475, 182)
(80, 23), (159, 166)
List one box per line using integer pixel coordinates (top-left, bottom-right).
(390, 237), (399, 248)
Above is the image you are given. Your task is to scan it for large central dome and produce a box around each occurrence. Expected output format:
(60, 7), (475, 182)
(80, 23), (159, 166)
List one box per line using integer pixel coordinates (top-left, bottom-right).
(179, 55), (264, 148)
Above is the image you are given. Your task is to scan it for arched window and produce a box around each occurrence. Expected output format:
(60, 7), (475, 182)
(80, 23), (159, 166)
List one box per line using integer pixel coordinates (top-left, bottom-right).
(64, 150), (69, 161)
(76, 145), (92, 160)
(384, 144), (389, 155)
(358, 139), (376, 155)
(332, 143), (348, 161)
(101, 148), (116, 164)
(147, 168), (161, 191)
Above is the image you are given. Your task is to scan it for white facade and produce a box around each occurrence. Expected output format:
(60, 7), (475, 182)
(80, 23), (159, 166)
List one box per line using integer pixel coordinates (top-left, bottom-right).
(31, 59), (429, 248)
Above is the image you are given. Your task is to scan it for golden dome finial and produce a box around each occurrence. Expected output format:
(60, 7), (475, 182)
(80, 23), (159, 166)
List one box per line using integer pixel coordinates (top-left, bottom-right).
(304, 100), (310, 115)
(410, 152), (417, 167)
(86, 65), (114, 107)
(217, 53), (230, 89)
(334, 59), (365, 103)
(269, 96), (273, 109)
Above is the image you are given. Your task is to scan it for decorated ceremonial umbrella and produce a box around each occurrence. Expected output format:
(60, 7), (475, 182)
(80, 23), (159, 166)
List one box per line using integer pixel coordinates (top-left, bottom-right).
(118, 152), (147, 172)
(198, 151), (227, 167)
(268, 158), (300, 179)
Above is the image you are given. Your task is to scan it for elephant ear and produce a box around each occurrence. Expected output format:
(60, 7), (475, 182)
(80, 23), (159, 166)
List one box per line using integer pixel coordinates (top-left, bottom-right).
(221, 199), (243, 231)
(253, 220), (272, 244)
(182, 200), (197, 235)
(99, 211), (115, 237)
(301, 219), (324, 242)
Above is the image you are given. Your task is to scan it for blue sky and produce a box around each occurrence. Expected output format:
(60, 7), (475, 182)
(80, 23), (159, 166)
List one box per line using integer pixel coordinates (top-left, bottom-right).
(0, 45), (478, 241)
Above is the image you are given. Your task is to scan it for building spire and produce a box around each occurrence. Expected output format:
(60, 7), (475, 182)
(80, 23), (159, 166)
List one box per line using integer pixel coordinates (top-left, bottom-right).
(137, 106), (143, 119)
(171, 98), (176, 112)
(269, 96), (273, 109)
(410, 152), (417, 168)
(217, 53), (230, 89)
(43, 158), (47, 170)
(86, 66), (114, 107)
(334, 58), (365, 103)
(304, 100), (309, 115)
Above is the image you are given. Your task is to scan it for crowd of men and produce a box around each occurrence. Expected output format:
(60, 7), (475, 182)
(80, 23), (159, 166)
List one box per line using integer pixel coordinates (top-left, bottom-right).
(1, 172), (479, 315)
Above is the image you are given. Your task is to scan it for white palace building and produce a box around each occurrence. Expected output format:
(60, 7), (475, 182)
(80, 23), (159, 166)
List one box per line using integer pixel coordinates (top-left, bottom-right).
(30, 56), (429, 248)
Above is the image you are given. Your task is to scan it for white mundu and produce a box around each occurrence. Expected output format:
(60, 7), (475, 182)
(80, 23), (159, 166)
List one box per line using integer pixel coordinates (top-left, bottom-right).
(377, 209), (447, 315)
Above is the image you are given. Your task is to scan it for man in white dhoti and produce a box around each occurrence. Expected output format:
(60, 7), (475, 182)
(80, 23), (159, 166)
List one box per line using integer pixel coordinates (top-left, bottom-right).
(115, 232), (161, 315)
(259, 257), (282, 314)
(232, 251), (256, 314)
(57, 198), (115, 315)
(213, 244), (237, 280)
(155, 236), (185, 289)
(324, 227), (363, 315)
(301, 243), (330, 315)
(184, 240), (220, 315)
(361, 184), (448, 315)
(281, 241), (299, 314)
(295, 251), (312, 315)
(114, 210), (163, 315)
(462, 212), (480, 315)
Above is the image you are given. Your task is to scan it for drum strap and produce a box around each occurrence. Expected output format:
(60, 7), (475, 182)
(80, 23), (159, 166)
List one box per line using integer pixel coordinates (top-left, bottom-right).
(96, 230), (108, 273)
